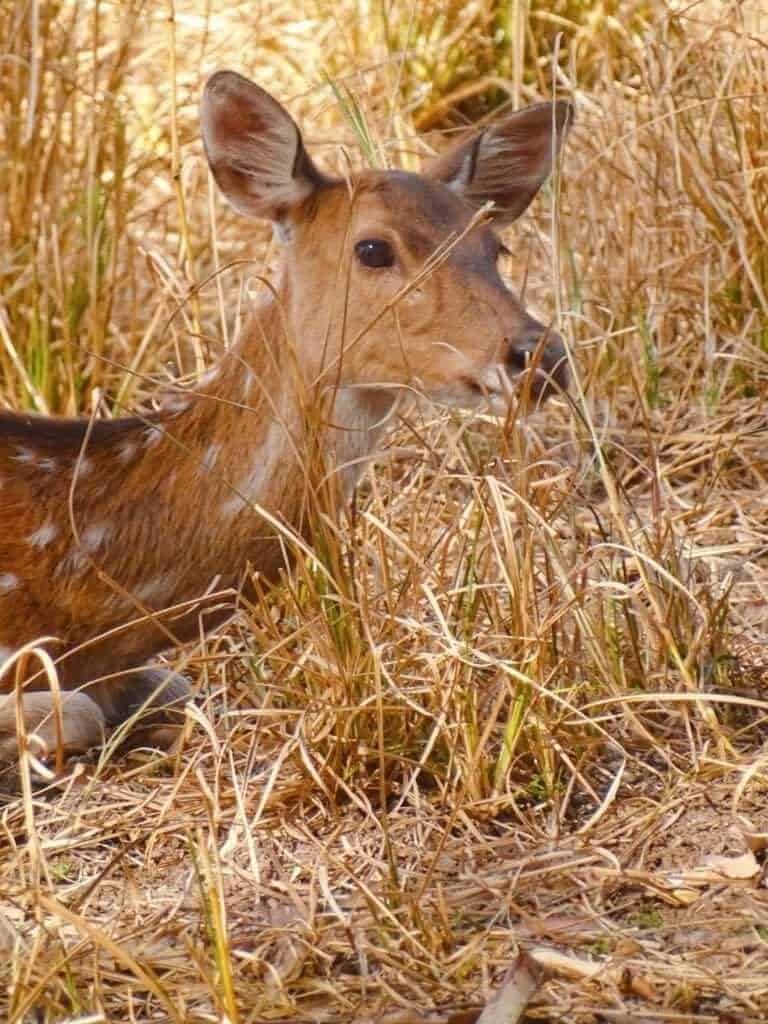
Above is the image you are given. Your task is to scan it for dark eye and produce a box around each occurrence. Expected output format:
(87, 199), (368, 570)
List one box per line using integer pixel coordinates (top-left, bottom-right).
(355, 238), (395, 269)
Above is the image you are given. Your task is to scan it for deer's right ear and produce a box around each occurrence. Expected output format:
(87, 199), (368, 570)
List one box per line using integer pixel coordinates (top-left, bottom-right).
(201, 71), (327, 223)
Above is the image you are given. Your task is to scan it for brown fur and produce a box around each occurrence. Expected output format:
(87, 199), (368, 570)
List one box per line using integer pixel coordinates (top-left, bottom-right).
(0, 70), (572, 768)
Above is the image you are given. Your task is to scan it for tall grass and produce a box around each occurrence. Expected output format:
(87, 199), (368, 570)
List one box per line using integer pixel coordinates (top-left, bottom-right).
(1, 1), (767, 1021)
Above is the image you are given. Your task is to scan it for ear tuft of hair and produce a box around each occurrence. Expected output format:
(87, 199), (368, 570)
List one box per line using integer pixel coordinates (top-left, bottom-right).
(428, 100), (574, 223)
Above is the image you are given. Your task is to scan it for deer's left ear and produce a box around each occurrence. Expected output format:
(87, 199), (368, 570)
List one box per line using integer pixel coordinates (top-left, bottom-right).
(427, 100), (574, 224)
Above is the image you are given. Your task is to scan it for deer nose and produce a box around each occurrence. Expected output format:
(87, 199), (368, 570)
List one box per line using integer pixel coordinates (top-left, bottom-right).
(506, 322), (569, 398)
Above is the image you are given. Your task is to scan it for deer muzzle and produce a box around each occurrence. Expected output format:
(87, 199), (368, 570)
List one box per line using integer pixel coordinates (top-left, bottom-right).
(506, 321), (569, 400)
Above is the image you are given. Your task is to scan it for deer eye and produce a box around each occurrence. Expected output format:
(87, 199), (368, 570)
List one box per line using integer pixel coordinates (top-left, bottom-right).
(355, 239), (395, 269)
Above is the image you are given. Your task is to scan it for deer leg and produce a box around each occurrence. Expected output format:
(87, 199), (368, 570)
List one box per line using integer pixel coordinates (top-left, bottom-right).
(0, 690), (106, 765)
(91, 668), (192, 751)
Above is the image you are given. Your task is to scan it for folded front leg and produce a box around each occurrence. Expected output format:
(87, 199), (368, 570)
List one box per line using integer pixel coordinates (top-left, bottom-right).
(0, 690), (106, 764)
(90, 668), (192, 751)
(0, 666), (191, 795)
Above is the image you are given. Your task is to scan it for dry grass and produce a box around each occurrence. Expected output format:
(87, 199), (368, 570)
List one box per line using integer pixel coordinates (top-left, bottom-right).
(1, 0), (767, 1021)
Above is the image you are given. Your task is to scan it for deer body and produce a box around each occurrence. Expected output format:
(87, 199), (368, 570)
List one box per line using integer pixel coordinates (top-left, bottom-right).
(0, 71), (572, 767)
(0, 299), (386, 680)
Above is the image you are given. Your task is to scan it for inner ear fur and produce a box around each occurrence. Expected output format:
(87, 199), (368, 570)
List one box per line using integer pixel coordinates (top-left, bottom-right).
(201, 70), (330, 222)
(427, 100), (574, 224)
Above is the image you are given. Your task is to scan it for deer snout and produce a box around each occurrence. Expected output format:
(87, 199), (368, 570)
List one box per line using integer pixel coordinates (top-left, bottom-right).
(506, 322), (569, 399)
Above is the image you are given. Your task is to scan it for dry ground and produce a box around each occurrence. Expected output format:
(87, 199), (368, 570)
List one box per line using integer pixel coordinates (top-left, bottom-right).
(1, 1), (767, 1021)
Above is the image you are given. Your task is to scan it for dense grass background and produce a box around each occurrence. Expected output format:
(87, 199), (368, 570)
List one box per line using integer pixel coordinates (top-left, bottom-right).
(1, 1), (766, 1021)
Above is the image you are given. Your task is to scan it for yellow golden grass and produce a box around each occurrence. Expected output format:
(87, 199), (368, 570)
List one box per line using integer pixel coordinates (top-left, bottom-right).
(1, 0), (767, 1020)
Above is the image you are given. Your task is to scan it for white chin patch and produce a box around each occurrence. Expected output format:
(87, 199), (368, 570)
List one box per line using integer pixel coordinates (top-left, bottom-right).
(468, 364), (515, 413)
(425, 365), (514, 415)
(475, 364), (511, 396)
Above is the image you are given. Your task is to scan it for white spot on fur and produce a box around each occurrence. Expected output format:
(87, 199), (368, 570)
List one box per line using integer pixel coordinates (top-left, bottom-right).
(202, 444), (222, 471)
(55, 525), (110, 575)
(134, 578), (169, 603)
(28, 521), (59, 549)
(144, 425), (164, 448)
(73, 456), (93, 477)
(80, 522), (111, 551)
(0, 573), (19, 593)
(38, 457), (57, 472)
(13, 447), (37, 465)
(163, 393), (192, 415)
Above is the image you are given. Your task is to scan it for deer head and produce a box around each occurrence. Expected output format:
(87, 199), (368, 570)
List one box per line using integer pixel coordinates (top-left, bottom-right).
(201, 71), (572, 417)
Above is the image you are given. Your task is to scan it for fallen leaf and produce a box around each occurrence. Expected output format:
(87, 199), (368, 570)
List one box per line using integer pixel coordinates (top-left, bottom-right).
(669, 887), (701, 905)
(528, 946), (603, 980)
(703, 851), (760, 879)
(621, 968), (659, 1002)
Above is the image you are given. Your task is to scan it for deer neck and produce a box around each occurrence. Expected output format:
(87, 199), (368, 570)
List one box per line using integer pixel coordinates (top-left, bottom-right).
(164, 294), (397, 538)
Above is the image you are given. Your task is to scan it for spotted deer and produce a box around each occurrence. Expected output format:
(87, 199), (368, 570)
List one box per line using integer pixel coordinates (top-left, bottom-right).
(0, 70), (572, 769)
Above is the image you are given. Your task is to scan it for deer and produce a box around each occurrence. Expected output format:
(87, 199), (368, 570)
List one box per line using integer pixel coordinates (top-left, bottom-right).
(0, 70), (572, 774)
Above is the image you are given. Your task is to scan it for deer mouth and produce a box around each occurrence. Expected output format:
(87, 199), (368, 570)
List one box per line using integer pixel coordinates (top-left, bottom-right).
(467, 361), (568, 410)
